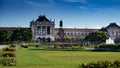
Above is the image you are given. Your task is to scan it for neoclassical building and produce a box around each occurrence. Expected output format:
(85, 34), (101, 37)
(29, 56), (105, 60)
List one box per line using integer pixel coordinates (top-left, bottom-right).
(30, 15), (55, 41)
(101, 23), (120, 40)
(0, 15), (120, 43)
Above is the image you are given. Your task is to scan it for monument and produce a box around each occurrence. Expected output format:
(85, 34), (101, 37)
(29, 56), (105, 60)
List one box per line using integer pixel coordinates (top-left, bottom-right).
(58, 20), (64, 42)
(106, 37), (114, 44)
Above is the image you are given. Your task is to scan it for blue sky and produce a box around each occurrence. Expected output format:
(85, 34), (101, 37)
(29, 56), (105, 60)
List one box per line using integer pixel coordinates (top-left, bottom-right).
(0, 0), (120, 28)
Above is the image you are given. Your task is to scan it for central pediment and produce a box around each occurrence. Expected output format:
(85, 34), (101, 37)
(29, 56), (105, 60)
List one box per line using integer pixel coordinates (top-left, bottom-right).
(36, 15), (50, 22)
(106, 23), (120, 29)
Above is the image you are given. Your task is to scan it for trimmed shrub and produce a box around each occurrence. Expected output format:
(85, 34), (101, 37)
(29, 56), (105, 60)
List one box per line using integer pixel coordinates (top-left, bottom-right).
(0, 51), (16, 57)
(21, 45), (28, 48)
(4, 48), (16, 51)
(0, 45), (16, 66)
(0, 57), (16, 66)
(80, 60), (120, 68)
(10, 45), (16, 48)
(95, 44), (120, 51)
(35, 45), (39, 48)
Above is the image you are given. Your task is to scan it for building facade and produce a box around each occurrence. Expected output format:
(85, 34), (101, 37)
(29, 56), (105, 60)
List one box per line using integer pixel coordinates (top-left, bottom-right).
(101, 23), (120, 42)
(30, 15), (55, 42)
(0, 15), (120, 43)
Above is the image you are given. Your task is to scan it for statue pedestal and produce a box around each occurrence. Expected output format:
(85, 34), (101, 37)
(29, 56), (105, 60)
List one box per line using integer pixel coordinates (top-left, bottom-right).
(106, 37), (114, 44)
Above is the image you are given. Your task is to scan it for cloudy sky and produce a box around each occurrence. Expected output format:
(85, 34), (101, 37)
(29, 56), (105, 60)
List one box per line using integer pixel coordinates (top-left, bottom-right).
(0, 0), (120, 28)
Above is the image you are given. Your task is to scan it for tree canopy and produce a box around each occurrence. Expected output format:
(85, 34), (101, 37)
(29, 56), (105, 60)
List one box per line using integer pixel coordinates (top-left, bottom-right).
(85, 31), (109, 44)
(0, 30), (11, 44)
(11, 28), (33, 42)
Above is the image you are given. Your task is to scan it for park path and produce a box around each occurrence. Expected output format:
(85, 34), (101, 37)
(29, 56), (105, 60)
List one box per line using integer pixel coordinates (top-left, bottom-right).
(0, 45), (7, 49)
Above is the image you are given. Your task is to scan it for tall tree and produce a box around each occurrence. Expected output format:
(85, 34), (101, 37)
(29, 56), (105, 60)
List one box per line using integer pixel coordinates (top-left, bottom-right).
(0, 30), (11, 44)
(85, 31), (109, 45)
(11, 28), (33, 42)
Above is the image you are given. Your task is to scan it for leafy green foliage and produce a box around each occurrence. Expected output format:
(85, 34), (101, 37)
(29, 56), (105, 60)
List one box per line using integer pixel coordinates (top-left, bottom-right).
(81, 60), (120, 68)
(0, 45), (16, 66)
(11, 28), (33, 42)
(0, 57), (16, 66)
(0, 30), (11, 44)
(95, 44), (120, 51)
(85, 31), (109, 44)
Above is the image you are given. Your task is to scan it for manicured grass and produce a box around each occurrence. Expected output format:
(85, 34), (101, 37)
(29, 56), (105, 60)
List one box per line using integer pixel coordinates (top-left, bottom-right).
(2, 46), (120, 68)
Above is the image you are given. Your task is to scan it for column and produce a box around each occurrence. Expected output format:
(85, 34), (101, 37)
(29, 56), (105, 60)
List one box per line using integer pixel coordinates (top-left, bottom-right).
(36, 27), (38, 36)
(46, 27), (47, 35)
(40, 26), (42, 35)
(50, 27), (52, 35)
(38, 27), (40, 35)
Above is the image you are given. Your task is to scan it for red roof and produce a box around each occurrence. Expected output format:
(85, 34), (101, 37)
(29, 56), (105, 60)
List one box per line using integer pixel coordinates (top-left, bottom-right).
(0, 27), (30, 31)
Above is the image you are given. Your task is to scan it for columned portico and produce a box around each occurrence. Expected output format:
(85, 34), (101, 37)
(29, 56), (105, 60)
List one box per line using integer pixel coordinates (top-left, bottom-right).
(30, 15), (55, 42)
(36, 26), (54, 36)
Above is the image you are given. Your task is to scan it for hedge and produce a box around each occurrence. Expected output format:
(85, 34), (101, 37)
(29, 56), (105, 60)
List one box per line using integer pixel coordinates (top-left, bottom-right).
(0, 51), (16, 57)
(94, 44), (120, 51)
(80, 60), (120, 68)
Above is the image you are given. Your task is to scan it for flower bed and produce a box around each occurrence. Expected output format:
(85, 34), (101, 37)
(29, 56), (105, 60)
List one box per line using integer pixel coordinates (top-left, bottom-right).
(0, 45), (16, 66)
(0, 57), (16, 66)
(80, 60), (120, 68)
(0, 51), (16, 57)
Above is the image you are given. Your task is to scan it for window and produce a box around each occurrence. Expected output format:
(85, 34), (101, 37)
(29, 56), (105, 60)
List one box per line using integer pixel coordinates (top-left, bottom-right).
(47, 27), (50, 35)
(64, 33), (66, 35)
(82, 33), (84, 36)
(42, 26), (46, 35)
(85, 33), (88, 35)
(38, 26), (41, 35)
(67, 33), (69, 35)
(74, 33), (76, 35)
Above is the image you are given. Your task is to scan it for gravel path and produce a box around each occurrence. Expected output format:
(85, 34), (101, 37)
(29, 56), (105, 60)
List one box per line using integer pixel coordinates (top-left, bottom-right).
(0, 45), (7, 49)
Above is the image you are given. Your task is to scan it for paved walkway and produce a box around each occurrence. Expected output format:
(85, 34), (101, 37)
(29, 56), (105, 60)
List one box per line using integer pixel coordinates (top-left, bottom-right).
(0, 45), (7, 49)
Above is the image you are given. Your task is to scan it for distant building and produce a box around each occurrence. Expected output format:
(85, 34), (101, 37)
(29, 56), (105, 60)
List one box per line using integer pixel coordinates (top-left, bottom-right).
(0, 27), (30, 34)
(0, 15), (120, 43)
(55, 28), (99, 38)
(101, 23), (120, 42)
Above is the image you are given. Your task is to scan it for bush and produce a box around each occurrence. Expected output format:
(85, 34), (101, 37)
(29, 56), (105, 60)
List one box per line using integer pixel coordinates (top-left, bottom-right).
(0, 57), (16, 66)
(21, 45), (28, 48)
(10, 45), (16, 48)
(0, 51), (16, 57)
(80, 60), (120, 68)
(114, 60), (120, 67)
(0, 45), (16, 66)
(3, 48), (16, 51)
(94, 44), (120, 51)
(8, 48), (16, 51)
(35, 45), (39, 48)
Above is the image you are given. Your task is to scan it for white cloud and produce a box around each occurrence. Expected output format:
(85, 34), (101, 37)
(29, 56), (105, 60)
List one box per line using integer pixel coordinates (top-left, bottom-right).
(79, 6), (87, 9)
(24, 0), (54, 8)
(64, 0), (87, 3)
(24, 0), (39, 7)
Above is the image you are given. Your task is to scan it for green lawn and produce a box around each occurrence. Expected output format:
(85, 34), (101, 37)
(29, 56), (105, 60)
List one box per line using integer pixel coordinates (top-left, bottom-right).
(2, 46), (120, 68)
